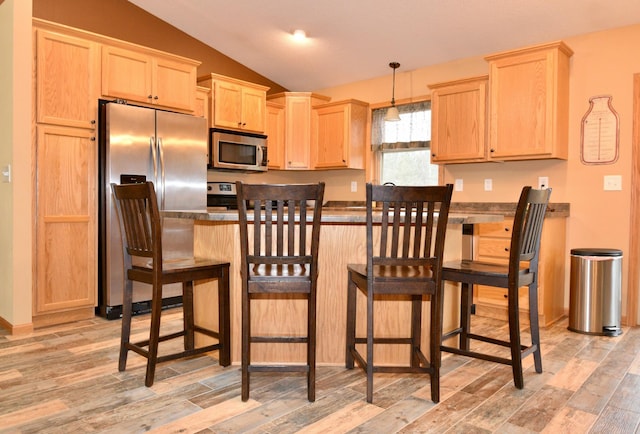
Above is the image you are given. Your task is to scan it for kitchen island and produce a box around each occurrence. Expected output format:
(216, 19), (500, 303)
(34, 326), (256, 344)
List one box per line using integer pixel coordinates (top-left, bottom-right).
(162, 207), (503, 366)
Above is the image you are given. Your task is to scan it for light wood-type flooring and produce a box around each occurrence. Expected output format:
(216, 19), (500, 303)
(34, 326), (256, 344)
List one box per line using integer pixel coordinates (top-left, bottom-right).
(1, 308), (639, 433)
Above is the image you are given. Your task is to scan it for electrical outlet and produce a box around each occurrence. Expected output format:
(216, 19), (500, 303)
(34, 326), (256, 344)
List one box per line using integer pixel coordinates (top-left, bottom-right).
(454, 179), (463, 192)
(538, 176), (549, 189)
(1, 164), (10, 183)
(604, 175), (622, 191)
(484, 179), (492, 191)
(350, 181), (357, 192)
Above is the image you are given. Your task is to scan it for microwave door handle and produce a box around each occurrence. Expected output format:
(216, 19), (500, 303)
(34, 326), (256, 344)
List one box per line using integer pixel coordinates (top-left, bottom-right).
(258, 146), (264, 167)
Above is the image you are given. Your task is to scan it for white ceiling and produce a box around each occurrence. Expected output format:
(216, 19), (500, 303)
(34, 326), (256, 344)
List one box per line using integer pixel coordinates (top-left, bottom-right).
(129, 0), (640, 91)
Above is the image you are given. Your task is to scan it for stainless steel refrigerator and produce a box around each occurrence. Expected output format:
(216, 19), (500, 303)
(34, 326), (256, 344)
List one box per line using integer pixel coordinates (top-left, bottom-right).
(98, 101), (208, 319)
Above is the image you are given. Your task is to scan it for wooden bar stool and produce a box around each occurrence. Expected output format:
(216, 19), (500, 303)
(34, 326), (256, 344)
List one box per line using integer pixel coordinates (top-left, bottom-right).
(345, 183), (453, 403)
(441, 186), (551, 389)
(236, 181), (325, 402)
(111, 182), (231, 387)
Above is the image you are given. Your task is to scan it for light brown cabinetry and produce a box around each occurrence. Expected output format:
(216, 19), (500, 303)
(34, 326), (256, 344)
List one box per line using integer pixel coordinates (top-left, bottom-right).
(429, 76), (488, 163)
(198, 73), (268, 133)
(195, 86), (210, 119)
(34, 125), (97, 326)
(311, 100), (368, 169)
(485, 41), (573, 161)
(102, 45), (198, 112)
(266, 101), (286, 169)
(474, 216), (566, 326)
(33, 26), (99, 326)
(35, 29), (99, 129)
(267, 92), (331, 170)
(33, 18), (201, 326)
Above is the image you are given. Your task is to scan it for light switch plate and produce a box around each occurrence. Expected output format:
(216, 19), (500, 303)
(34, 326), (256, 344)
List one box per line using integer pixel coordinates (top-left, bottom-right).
(1, 164), (10, 183)
(484, 179), (492, 191)
(604, 175), (622, 191)
(350, 181), (357, 192)
(454, 179), (463, 192)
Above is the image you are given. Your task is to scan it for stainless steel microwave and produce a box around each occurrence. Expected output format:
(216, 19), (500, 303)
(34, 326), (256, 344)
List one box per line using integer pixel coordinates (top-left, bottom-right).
(209, 128), (268, 172)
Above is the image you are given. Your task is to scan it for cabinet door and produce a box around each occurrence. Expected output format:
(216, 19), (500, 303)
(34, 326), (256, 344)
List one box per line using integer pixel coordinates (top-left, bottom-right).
(285, 97), (312, 169)
(101, 45), (152, 103)
(241, 86), (267, 133)
(153, 56), (196, 112)
(195, 86), (210, 119)
(36, 30), (98, 129)
(313, 104), (348, 169)
(486, 42), (571, 160)
(213, 80), (243, 130)
(430, 77), (487, 163)
(35, 125), (97, 314)
(266, 102), (285, 169)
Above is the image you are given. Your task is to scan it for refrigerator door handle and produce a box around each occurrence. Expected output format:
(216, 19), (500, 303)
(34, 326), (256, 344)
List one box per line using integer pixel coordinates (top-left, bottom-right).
(158, 137), (166, 209)
(150, 136), (158, 185)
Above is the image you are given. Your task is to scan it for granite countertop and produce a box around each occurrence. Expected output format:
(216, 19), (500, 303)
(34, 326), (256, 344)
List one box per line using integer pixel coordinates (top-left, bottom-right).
(324, 201), (570, 218)
(162, 207), (504, 225)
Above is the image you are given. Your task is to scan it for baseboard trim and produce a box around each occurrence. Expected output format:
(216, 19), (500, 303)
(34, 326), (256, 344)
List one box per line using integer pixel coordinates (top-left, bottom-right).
(0, 315), (34, 335)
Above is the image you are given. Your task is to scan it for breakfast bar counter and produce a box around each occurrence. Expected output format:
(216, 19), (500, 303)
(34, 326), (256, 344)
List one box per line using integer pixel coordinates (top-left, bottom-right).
(162, 207), (503, 366)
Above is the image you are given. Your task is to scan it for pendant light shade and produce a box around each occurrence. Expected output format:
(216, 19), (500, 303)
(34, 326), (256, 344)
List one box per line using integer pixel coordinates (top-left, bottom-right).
(385, 62), (401, 122)
(384, 106), (400, 122)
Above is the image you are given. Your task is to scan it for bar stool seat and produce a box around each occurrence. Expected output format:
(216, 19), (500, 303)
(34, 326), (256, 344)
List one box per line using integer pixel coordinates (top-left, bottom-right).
(345, 183), (453, 404)
(236, 181), (325, 402)
(111, 182), (231, 387)
(441, 186), (551, 389)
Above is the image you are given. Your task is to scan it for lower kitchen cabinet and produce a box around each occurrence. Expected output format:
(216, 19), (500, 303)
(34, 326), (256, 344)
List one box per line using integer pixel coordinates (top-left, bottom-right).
(473, 216), (566, 326)
(34, 125), (97, 327)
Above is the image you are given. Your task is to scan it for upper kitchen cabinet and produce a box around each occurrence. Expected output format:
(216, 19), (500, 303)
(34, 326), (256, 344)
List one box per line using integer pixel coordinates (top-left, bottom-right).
(485, 41), (573, 161)
(199, 73), (269, 134)
(266, 101), (286, 169)
(312, 99), (369, 169)
(267, 92), (331, 170)
(35, 28), (99, 129)
(195, 86), (210, 119)
(429, 76), (488, 164)
(102, 44), (199, 113)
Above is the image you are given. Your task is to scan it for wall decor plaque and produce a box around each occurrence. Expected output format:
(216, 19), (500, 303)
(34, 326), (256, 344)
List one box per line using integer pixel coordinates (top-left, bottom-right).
(580, 95), (619, 165)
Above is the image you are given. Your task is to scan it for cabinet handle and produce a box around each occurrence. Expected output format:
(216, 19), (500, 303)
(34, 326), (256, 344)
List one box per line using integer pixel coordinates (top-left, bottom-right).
(154, 96), (159, 100)
(148, 95), (153, 99)
(432, 153), (436, 157)
(490, 148), (495, 153)
(504, 247), (509, 252)
(504, 294), (508, 298)
(504, 227), (510, 232)
(90, 119), (96, 125)
(90, 137), (96, 141)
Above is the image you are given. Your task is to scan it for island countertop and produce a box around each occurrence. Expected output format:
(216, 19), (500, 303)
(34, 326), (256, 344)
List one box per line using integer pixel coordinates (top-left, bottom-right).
(162, 208), (505, 224)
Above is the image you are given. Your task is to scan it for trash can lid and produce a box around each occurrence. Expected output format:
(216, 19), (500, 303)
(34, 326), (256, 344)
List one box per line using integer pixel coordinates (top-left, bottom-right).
(571, 248), (623, 257)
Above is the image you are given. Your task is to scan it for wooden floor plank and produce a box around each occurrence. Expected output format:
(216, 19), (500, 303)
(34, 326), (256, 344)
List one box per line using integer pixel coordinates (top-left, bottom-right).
(1, 310), (639, 433)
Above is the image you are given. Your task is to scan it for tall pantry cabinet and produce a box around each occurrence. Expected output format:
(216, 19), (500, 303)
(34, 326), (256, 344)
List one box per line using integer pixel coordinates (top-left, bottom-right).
(33, 27), (99, 326)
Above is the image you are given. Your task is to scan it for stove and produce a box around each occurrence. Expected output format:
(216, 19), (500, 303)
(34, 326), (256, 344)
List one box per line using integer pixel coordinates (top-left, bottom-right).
(207, 181), (237, 209)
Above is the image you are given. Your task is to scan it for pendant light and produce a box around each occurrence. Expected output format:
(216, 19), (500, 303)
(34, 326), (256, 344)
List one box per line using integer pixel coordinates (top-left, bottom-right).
(384, 62), (401, 122)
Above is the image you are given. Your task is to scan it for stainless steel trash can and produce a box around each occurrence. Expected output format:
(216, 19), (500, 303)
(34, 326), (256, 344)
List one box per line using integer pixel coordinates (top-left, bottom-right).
(568, 248), (622, 336)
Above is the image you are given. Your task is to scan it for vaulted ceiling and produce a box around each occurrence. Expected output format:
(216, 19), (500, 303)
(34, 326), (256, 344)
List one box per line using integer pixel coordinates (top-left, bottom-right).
(129, 0), (640, 91)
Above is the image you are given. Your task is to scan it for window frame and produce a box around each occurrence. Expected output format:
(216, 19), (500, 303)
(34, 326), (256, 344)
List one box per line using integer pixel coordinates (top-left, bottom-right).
(367, 96), (443, 185)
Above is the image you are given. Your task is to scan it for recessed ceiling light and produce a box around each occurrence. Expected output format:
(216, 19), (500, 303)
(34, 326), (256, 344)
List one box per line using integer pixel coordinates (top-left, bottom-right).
(292, 29), (307, 41)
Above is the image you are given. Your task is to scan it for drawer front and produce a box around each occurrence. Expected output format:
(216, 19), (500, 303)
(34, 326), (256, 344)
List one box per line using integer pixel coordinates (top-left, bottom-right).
(477, 237), (511, 260)
(477, 285), (530, 307)
(478, 220), (512, 238)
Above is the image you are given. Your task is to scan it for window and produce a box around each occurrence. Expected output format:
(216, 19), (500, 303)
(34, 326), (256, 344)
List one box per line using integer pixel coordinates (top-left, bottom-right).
(371, 101), (439, 186)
